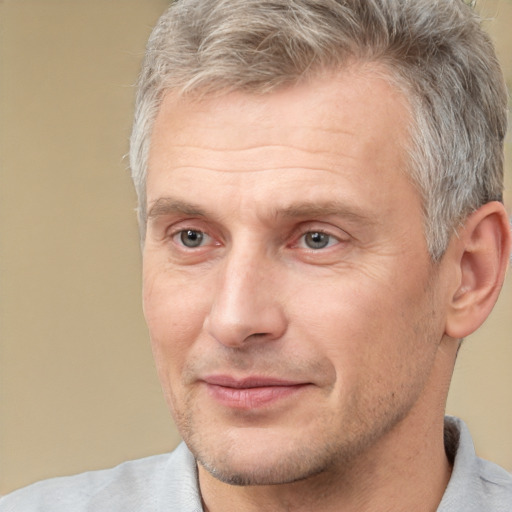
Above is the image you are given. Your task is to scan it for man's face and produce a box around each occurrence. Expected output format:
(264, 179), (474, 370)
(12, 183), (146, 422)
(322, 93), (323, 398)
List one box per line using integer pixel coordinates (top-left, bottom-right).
(143, 69), (452, 485)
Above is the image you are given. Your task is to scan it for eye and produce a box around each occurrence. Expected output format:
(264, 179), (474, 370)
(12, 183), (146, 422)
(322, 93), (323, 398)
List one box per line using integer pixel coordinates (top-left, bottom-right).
(176, 229), (209, 248)
(301, 231), (337, 250)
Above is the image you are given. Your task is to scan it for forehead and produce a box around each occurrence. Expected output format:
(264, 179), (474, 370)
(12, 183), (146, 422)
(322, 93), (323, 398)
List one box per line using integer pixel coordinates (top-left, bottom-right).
(152, 67), (411, 155)
(147, 67), (417, 222)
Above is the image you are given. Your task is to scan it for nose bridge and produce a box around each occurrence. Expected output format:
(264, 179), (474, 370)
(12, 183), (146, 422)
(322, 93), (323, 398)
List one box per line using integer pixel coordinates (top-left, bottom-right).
(204, 238), (286, 347)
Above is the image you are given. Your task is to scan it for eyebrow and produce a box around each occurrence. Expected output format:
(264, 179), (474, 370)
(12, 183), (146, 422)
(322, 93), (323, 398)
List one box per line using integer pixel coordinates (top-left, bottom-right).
(275, 202), (373, 223)
(147, 197), (375, 225)
(147, 198), (209, 220)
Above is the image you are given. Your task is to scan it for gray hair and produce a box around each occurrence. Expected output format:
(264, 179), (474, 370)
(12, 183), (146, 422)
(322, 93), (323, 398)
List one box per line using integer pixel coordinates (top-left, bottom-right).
(130, 0), (508, 260)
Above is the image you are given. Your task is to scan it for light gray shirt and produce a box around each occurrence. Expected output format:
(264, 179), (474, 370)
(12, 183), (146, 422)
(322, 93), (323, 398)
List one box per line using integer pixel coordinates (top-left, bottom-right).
(1, 417), (511, 511)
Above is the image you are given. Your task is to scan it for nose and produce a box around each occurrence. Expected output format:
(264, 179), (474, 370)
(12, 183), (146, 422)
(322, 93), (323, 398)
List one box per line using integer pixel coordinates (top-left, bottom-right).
(203, 246), (287, 348)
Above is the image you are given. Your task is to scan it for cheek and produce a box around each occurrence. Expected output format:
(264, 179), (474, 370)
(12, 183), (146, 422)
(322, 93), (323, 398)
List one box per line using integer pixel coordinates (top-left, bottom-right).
(143, 279), (210, 421)
(288, 280), (378, 388)
(143, 268), (210, 380)
(292, 274), (432, 381)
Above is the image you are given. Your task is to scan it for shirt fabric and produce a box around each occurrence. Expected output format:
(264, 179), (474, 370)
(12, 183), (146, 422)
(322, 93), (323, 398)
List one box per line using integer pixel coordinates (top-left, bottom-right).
(1, 417), (511, 511)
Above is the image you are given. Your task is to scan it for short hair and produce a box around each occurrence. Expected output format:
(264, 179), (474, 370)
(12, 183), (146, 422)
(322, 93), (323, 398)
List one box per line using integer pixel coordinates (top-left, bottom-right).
(130, 0), (508, 260)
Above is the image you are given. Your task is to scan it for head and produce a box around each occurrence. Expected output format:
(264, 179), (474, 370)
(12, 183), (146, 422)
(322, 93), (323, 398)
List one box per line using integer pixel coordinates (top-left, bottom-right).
(131, 0), (508, 261)
(134, 0), (511, 494)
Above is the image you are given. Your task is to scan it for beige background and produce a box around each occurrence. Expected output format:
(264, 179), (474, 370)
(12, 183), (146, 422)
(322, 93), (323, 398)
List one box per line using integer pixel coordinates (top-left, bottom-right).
(1, 0), (511, 495)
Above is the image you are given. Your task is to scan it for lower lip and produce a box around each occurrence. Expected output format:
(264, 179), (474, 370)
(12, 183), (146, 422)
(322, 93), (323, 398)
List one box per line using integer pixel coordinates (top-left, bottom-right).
(205, 383), (307, 409)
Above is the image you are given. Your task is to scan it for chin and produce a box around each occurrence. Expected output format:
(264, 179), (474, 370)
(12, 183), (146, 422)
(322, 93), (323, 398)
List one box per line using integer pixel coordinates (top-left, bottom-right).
(188, 427), (344, 486)
(197, 448), (330, 486)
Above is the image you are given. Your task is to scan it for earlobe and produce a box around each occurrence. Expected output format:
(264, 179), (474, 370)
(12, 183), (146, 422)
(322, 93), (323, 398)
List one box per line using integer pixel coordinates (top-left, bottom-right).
(445, 202), (511, 340)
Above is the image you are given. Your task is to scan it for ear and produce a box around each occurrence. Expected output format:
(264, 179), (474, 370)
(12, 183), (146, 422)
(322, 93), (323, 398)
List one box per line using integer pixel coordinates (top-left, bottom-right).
(445, 201), (511, 339)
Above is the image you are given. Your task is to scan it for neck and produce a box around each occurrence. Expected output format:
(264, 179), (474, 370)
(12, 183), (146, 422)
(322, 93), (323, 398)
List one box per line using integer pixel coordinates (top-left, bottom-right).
(198, 412), (452, 512)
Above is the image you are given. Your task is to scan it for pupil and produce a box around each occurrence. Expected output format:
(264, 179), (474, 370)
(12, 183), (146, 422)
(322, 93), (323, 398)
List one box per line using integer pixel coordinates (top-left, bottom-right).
(181, 230), (203, 247)
(306, 232), (329, 249)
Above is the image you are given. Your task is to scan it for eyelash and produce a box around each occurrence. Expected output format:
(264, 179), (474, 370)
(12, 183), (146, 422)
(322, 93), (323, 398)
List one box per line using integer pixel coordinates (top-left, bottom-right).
(172, 228), (214, 249)
(294, 230), (341, 250)
(169, 226), (344, 253)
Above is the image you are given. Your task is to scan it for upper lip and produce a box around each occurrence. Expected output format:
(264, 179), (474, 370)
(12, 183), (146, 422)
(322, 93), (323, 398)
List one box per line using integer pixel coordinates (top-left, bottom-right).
(202, 375), (307, 388)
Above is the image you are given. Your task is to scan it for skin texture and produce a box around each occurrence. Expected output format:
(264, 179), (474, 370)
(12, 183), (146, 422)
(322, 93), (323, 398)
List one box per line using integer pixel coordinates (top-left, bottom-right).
(142, 68), (510, 511)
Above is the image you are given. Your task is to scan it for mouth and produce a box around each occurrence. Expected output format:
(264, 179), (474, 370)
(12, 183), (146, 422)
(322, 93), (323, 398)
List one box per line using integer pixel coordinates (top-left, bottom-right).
(201, 375), (310, 409)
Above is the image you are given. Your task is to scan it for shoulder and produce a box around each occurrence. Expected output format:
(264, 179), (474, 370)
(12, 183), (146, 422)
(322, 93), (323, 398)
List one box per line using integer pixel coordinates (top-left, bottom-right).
(475, 456), (512, 507)
(440, 417), (512, 511)
(0, 443), (201, 512)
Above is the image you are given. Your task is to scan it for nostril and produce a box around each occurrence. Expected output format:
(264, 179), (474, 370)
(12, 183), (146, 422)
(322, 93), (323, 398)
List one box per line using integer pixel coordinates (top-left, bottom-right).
(246, 332), (269, 341)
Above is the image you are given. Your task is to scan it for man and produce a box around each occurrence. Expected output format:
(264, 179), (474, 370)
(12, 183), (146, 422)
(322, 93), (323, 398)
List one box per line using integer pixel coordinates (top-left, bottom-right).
(1, 0), (511, 510)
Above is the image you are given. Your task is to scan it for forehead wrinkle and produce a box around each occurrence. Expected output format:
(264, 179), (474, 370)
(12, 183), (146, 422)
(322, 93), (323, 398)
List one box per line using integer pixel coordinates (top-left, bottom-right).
(166, 142), (347, 156)
(171, 123), (357, 141)
(152, 165), (355, 176)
